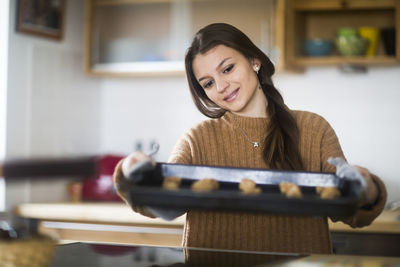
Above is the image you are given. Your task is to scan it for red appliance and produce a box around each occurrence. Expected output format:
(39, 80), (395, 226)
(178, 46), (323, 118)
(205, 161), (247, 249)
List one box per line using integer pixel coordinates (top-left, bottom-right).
(81, 155), (124, 201)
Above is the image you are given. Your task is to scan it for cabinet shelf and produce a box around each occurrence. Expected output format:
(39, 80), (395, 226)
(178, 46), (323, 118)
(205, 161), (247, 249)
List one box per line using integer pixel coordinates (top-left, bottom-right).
(278, 0), (400, 71)
(295, 55), (398, 66)
(94, 0), (204, 6)
(91, 61), (185, 77)
(292, 0), (396, 10)
(85, 0), (278, 76)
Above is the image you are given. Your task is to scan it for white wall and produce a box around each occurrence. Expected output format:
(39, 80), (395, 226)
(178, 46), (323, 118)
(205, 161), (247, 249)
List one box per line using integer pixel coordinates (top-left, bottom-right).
(5, 0), (101, 211)
(275, 67), (400, 206)
(99, 76), (205, 161)
(0, 0), (10, 211)
(0, 0), (9, 159)
(99, 66), (400, 206)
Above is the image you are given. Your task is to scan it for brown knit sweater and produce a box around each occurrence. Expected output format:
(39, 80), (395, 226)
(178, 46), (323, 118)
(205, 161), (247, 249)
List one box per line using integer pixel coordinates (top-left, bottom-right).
(114, 110), (386, 254)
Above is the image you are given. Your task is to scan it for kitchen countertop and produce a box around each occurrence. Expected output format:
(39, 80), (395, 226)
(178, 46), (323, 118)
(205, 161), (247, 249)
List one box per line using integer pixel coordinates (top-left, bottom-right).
(15, 202), (186, 226)
(15, 202), (185, 247)
(15, 202), (400, 234)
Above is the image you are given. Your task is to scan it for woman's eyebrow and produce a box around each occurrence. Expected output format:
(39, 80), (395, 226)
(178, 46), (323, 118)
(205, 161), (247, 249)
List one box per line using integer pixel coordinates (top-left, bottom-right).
(217, 57), (231, 70)
(198, 57), (232, 82)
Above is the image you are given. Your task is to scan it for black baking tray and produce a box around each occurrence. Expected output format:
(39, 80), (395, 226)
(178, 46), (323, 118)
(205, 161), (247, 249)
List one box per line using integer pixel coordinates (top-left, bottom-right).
(127, 163), (363, 218)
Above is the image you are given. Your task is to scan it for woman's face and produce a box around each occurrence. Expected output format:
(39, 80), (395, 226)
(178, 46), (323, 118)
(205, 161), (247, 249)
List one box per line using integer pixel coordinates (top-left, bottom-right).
(192, 45), (267, 117)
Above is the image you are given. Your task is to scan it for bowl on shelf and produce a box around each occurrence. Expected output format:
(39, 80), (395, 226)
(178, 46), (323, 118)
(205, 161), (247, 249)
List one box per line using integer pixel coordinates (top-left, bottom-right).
(303, 39), (334, 57)
(336, 27), (369, 57)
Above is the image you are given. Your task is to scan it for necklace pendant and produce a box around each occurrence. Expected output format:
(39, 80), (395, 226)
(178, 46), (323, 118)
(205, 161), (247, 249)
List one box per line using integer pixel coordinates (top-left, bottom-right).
(253, 142), (259, 148)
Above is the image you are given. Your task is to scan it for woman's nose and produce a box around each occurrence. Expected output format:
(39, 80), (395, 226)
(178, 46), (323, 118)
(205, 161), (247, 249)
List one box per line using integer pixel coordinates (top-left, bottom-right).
(215, 78), (229, 93)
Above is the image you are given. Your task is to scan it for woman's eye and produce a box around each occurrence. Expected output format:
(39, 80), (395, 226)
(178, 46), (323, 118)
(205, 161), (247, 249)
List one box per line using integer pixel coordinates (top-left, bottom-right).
(203, 80), (214, 89)
(223, 64), (234, 73)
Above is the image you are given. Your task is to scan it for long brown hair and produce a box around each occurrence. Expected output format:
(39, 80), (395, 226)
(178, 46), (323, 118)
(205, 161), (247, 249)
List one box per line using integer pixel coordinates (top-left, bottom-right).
(185, 23), (303, 170)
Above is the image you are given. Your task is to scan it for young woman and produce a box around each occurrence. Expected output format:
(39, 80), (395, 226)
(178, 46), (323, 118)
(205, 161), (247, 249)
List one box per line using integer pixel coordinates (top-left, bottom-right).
(114, 23), (386, 254)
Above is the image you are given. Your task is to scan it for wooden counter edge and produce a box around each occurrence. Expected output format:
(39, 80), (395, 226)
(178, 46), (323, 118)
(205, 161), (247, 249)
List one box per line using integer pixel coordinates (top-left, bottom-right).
(329, 209), (400, 233)
(14, 202), (186, 227)
(15, 203), (400, 234)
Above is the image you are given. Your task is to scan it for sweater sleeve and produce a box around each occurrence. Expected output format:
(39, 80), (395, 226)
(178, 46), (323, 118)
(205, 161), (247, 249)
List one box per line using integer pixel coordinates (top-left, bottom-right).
(319, 117), (346, 173)
(319, 118), (387, 227)
(168, 133), (193, 164)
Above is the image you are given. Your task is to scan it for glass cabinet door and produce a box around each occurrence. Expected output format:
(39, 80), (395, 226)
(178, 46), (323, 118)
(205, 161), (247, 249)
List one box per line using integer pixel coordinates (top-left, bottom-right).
(85, 0), (277, 76)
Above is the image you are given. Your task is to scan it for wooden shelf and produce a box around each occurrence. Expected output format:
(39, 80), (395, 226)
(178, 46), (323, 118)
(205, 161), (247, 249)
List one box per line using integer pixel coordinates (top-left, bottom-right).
(278, 0), (400, 71)
(90, 61), (185, 77)
(94, 0), (219, 6)
(295, 55), (398, 66)
(94, 0), (176, 6)
(292, 0), (396, 10)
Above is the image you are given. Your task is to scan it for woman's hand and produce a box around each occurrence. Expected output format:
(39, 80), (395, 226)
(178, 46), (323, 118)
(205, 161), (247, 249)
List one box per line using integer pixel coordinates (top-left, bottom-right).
(114, 151), (154, 203)
(354, 165), (379, 207)
(328, 157), (379, 208)
(121, 151), (153, 178)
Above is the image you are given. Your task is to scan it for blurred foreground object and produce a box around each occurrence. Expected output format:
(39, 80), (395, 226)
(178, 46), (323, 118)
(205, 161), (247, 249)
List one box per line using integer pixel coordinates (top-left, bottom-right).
(1, 156), (98, 179)
(1, 221), (56, 267)
(0, 155), (124, 202)
(0, 236), (55, 267)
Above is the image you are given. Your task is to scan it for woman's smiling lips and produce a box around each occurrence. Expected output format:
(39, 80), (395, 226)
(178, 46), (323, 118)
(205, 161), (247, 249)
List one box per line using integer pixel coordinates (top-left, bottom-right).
(223, 88), (239, 102)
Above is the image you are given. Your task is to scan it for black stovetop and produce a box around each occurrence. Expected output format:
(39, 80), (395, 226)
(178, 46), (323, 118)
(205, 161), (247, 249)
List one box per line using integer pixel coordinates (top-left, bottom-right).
(50, 242), (304, 267)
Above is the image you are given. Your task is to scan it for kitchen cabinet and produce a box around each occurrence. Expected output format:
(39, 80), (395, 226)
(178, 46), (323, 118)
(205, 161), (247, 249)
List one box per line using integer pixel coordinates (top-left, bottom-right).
(277, 0), (400, 71)
(84, 0), (277, 77)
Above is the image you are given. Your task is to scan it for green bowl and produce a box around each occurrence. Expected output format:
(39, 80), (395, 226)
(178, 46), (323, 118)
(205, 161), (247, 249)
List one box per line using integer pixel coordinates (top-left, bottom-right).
(336, 35), (369, 56)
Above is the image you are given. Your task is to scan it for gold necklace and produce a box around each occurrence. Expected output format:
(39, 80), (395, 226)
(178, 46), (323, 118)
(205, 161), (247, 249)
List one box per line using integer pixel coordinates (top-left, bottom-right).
(232, 117), (260, 148)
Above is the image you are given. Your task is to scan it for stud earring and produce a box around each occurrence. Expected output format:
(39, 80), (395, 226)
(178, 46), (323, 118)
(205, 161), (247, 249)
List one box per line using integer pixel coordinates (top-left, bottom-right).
(254, 65), (260, 74)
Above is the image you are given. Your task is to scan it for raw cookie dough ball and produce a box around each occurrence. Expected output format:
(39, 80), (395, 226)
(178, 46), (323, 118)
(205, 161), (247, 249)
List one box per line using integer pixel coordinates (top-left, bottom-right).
(239, 178), (262, 195)
(316, 186), (341, 199)
(316, 186), (324, 195)
(162, 176), (182, 190)
(191, 178), (219, 192)
(239, 178), (256, 191)
(279, 182), (302, 198)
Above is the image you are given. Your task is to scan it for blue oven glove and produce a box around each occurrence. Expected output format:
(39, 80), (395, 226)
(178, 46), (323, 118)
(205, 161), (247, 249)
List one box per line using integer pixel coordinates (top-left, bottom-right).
(328, 157), (366, 189)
